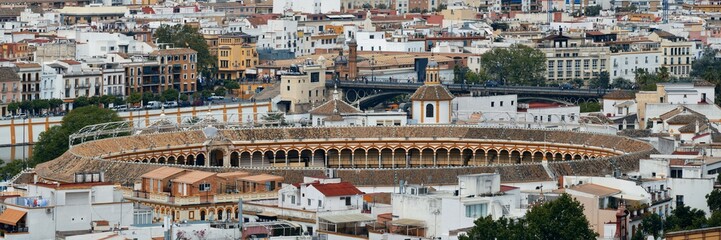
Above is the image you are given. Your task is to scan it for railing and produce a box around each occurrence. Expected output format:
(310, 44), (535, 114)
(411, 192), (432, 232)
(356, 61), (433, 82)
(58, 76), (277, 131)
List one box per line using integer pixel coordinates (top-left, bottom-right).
(123, 188), (277, 205)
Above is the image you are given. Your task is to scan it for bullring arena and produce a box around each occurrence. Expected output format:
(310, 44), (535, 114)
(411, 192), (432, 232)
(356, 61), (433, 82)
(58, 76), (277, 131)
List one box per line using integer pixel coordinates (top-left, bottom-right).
(35, 124), (657, 186)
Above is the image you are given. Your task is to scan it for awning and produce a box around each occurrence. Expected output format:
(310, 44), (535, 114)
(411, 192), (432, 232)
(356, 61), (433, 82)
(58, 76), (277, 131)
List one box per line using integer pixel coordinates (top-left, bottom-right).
(320, 214), (375, 224)
(613, 193), (645, 201)
(615, 101), (635, 108)
(0, 208), (26, 226)
(391, 218), (426, 227)
(257, 211), (278, 217)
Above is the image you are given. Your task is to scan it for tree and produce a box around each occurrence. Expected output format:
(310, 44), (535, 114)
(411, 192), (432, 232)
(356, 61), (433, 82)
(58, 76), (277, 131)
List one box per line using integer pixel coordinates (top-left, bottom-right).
(480, 44), (547, 86)
(223, 80), (240, 92)
(127, 92), (142, 105)
(630, 228), (645, 240)
(19, 100), (31, 113)
(201, 89), (212, 99)
(214, 86), (227, 97)
(74, 96), (89, 108)
(162, 88), (180, 102)
(48, 99), (63, 112)
(612, 78), (634, 89)
(490, 22), (509, 31)
(376, 3), (387, 9)
(31, 99), (49, 115)
(460, 194), (596, 240)
(641, 213), (663, 239)
(361, 3), (372, 9)
(142, 92), (156, 103)
(0, 159), (27, 181)
(31, 106), (122, 165)
(7, 102), (19, 114)
(590, 71), (610, 89)
(584, 5), (602, 16)
(691, 48), (721, 104)
(707, 189), (721, 213)
(571, 78), (585, 88)
(579, 102), (601, 112)
(460, 216), (530, 240)
(154, 24), (217, 78)
(179, 94), (189, 102)
(664, 204), (707, 231)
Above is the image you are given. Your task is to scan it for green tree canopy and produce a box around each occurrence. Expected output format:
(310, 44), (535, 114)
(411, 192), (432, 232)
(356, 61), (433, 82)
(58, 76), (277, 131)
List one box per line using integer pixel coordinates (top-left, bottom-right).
(214, 86), (227, 97)
(223, 80), (240, 90)
(48, 99), (63, 111)
(584, 5), (602, 16)
(691, 48), (721, 104)
(31, 106), (122, 166)
(154, 24), (217, 78)
(74, 96), (89, 108)
(460, 194), (597, 240)
(664, 204), (707, 232)
(480, 44), (546, 86)
(590, 71), (610, 89)
(127, 92), (142, 105)
(162, 88), (180, 102)
(7, 102), (19, 114)
(612, 78), (634, 89)
(641, 213), (663, 238)
(708, 189), (721, 214)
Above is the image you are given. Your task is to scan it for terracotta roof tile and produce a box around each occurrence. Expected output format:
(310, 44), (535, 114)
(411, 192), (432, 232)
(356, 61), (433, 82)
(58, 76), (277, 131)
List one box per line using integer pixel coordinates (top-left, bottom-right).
(171, 171), (215, 184)
(310, 182), (363, 197)
(309, 99), (361, 115)
(603, 90), (636, 99)
(569, 183), (620, 196)
(0, 67), (20, 82)
(409, 84), (454, 101)
(141, 166), (186, 179)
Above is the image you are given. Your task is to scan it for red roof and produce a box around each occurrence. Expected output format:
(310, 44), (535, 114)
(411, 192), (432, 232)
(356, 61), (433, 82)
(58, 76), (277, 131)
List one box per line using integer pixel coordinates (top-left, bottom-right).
(500, 185), (519, 192)
(310, 182), (363, 197)
(672, 151), (698, 155)
(692, 133), (711, 140)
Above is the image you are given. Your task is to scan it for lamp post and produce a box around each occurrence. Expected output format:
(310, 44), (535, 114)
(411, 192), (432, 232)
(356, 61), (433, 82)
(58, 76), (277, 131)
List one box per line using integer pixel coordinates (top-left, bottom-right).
(370, 55), (376, 82)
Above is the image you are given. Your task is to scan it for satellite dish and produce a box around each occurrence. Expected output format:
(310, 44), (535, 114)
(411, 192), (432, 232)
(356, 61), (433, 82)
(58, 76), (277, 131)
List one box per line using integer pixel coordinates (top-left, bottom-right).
(203, 126), (218, 139)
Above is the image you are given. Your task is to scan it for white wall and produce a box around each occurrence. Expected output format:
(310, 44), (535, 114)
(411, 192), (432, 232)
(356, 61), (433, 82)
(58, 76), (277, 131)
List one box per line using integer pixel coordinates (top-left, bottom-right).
(669, 178), (713, 216)
(454, 95), (517, 121)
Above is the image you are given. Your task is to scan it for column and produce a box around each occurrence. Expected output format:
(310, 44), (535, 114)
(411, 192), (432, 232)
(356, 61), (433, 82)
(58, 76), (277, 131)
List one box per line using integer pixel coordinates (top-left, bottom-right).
(285, 153), (289, 167)
(433, 151), (437, 167)
(391, 152), (395, 168)
(447, 151), (450, 166)
(472, 152), (476, 166)
(405, 151), (410, 168)
(365, 152), (369, 168)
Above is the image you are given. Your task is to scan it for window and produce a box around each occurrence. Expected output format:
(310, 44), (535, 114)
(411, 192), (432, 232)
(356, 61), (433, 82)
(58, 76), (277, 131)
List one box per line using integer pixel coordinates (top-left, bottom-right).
(310, 72), (320, 82)
(676, 195), (684, 206)
(511, 101), (514, 106)
(465, 204), (487, 218)
(425, 104), (434, 118)
(491, 102), (495, 107)
(670, 169), (683, 178)
(308, 199), (312, 206)
(199, 183), (211, 192)
(318, 200), (323, 207)
(500, 101), (503, 107)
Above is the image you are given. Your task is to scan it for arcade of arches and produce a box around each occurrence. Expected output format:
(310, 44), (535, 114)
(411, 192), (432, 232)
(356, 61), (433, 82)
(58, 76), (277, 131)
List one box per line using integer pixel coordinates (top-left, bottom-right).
(110, 139), (617, 169)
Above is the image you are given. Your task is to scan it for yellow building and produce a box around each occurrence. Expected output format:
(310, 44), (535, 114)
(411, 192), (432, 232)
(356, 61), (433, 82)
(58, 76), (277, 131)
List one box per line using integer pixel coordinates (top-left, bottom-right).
(217, 32), (258, 80)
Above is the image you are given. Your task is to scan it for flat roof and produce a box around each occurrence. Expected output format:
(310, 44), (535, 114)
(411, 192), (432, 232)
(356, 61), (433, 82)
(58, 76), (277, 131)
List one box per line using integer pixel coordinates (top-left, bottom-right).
(320, 214), (374, 223)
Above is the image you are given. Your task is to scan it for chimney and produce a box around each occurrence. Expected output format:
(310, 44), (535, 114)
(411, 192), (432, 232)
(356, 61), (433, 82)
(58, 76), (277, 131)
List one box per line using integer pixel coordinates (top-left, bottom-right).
(558, 26), (563, 36)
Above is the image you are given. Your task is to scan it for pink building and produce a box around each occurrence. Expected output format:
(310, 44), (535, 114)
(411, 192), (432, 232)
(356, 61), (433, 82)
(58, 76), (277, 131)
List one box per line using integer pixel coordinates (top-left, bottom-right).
(0, 67), (21, 116)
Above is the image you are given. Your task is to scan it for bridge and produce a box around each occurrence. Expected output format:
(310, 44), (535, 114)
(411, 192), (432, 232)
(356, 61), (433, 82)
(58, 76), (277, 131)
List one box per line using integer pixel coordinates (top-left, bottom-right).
(329, 81), (624, 108)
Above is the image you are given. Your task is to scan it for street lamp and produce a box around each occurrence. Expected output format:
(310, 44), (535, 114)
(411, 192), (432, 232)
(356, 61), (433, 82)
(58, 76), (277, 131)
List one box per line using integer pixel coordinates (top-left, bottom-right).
(370, 55), (376, 82)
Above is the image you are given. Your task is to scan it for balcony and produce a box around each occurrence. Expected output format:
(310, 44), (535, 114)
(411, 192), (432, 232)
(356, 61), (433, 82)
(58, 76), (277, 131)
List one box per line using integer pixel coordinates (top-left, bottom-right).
(75, 83), (90, 89)
(122, 188), (277, 205)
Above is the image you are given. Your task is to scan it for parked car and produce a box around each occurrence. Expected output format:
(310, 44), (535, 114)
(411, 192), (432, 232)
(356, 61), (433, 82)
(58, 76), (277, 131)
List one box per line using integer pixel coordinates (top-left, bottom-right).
(207, 96), (224, 101)
(559, 83), (574, 90)
(163, 101), (178, 108)
(145, 101), (162, 109)
(485, 81), (501, 87)
(114, 105), (128, 111)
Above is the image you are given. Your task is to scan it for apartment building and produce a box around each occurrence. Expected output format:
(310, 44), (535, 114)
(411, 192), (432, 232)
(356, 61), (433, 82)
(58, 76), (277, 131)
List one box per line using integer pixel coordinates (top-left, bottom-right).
(649, 30), (694, 78)
(124, 48), (198, 95)
(41, 60), (102, 109)
(278, 59), (328, 114)
(217, 32), (258, 80)
(608, 41), (662, 81)
(537, 32), (610, 83)
(0, 67), (21, 116)
(13, 63), (42, 101)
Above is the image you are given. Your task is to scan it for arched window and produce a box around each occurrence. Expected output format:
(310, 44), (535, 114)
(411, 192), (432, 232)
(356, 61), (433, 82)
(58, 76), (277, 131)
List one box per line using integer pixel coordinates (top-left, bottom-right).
(425, 103), (434, 118)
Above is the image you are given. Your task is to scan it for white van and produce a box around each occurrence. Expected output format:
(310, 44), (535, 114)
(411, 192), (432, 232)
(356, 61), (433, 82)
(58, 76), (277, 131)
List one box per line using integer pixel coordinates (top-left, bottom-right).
(145, 101), (162, 109)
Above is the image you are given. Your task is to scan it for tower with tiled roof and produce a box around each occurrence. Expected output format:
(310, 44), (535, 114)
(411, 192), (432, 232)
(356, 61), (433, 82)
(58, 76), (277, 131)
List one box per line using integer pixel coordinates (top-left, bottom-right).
(410, 57), (454, 124)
